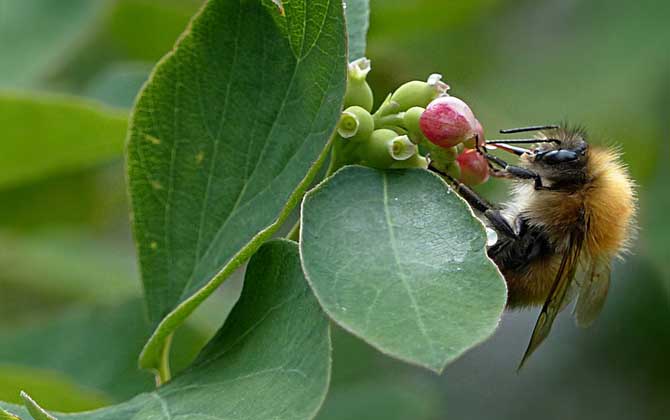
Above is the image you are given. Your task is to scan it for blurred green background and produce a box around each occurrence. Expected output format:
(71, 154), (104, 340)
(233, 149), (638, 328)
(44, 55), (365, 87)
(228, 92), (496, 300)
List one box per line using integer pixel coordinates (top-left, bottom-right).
(0, 0), (668, 419)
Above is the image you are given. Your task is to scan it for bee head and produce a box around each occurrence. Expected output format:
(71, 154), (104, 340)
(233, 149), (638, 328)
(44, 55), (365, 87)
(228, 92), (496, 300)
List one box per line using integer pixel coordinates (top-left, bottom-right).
(525, 126), (590, 186)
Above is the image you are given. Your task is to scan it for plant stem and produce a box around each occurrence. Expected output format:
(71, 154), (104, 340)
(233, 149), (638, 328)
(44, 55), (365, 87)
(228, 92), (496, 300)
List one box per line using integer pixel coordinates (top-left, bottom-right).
(286, 132), (342, 243)
(156, 332), (173, 386)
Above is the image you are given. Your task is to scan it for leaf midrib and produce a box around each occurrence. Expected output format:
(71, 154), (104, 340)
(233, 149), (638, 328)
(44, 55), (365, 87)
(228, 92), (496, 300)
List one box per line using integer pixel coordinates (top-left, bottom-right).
(381, 173), (437, 361)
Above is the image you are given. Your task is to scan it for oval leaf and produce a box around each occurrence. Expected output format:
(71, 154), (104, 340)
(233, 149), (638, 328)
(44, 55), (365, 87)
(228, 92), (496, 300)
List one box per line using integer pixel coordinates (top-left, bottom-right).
(300, 166), (506, 372)
(0, 240), (331, 420)
(0, 93), (127, 190)
(126, 0), (346, 370)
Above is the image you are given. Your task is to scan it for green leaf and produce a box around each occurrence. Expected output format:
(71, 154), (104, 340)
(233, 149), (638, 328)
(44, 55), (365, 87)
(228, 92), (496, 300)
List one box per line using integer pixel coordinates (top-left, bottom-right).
(0, 240), (331, 420)
(0, 366), (109, 413)
(0, 0), (107, 88)
(0, 93), (127, 190)
(0, 298), (226, 411)
(344, 0), (370, 60)
(127, 0), (346, 371)
(0, 301), (154, 404)
(19, 393), (55, 420)
(300, 166), (506, 372)
(0, 407), (20, 420)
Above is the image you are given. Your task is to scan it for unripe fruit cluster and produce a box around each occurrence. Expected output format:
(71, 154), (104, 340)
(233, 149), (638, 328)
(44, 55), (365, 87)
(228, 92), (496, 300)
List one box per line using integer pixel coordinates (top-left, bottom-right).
(331, 58), (489, 186)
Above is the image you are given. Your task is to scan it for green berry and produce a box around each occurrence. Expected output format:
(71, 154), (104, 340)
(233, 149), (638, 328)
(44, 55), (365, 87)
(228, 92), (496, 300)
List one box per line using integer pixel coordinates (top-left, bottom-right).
(390, 153), (428, 169)
(402, 106), (426, 144)
(389, 74), (449, 111)
(359, 129), (398, 169)
(338, 106), (374, 143)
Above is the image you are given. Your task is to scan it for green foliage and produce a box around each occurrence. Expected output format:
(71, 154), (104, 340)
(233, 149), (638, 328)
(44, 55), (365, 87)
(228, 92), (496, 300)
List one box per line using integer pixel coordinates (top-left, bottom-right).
(344, 0), (370, 60)
(0, 0), (107, 88)
(0, 240), (331, 420)
(0, 301), (154, 405)
(0, 94), (127, 190)
(0, 234), (138, 306)
(300, 166), (506, 372)
(0, 407), (20, 420)
(126, 0), (347, 371)
(2, 0), (668, 419)
(104, 0), (203, 63)
(0, 366), (108, 412)
(84, 63), (150, 108)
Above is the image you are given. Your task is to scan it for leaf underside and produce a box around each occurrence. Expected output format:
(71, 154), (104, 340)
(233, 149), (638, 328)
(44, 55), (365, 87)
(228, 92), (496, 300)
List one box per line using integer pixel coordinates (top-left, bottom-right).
(300, 166), (507, 372)
(126, 0), (346, 370)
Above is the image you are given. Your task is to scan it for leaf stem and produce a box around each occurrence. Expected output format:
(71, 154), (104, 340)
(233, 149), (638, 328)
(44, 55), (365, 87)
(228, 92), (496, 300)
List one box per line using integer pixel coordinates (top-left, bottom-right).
(156, 332), (173, 386)
(286, 131), (340, 243)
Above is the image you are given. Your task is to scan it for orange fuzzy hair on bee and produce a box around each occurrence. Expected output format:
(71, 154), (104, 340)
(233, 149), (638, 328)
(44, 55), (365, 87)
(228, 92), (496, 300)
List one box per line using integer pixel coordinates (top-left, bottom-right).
(440, 123), (637, 366)
(519, 145), (636, 255)
(581, 146), (637, 258)
(501, 144), (636, 307)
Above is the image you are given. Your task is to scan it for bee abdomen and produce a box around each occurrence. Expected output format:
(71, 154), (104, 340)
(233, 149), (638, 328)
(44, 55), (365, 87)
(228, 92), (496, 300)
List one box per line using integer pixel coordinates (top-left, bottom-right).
(488, 217), (558, 307)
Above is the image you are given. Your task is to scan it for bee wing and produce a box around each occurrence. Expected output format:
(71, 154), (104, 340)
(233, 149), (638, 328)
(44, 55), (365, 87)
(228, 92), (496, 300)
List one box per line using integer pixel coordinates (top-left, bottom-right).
(518, 231), (584, 370)
(573, 257), (611, 328)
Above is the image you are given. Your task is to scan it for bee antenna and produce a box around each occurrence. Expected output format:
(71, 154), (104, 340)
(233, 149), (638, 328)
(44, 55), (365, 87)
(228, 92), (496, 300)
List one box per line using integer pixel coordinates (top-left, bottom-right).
(486, 138), (561, 145)
(500, 125), (560, 134)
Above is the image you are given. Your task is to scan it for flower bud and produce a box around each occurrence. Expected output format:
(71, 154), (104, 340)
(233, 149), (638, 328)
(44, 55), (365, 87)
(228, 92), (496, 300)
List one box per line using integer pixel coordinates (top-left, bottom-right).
(419, 96), (479, 148)
(390, 153), (429, 169)
(457, 149), (489, 186)
(402, 106), (425, 144)
(337, 106), (374, 143)
(462, 119), (485, 149)
(390, 74), (450, 112)
(423, 141), (457, 172)
(344, 58), (374, 112)
(446, 160), (461, 179)
(388, 135), (417, 161)
(359, 129), (398, 169)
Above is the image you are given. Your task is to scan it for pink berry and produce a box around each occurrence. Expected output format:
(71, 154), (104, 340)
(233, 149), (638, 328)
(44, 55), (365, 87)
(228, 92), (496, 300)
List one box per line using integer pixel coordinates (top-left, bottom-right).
(457, 149), (489, 186)
(463, 119), (485, 149)
(419, 96), (478, 148)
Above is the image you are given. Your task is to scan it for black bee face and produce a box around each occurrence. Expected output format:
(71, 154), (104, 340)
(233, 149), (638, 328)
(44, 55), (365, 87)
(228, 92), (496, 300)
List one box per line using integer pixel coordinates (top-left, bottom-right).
(527, 128), (590, 185)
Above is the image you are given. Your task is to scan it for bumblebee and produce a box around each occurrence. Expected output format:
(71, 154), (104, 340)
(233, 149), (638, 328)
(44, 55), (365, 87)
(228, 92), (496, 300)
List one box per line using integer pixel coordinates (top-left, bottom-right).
(438, 124), (636, 368)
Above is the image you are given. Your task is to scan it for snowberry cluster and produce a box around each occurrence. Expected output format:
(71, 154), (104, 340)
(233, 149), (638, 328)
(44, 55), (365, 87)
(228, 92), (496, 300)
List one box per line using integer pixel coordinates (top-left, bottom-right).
(331, 58), (489, 186)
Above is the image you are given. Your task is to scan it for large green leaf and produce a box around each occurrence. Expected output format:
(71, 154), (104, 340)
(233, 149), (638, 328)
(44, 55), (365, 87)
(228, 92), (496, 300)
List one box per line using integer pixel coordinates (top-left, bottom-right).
(300, 166), (506, 372)
(0, 0), (107, 88)
(0, 93), (127, 190)
(127, 0), (346, 370)
(0, 240), (330, 420)
(344, 0), (370, 60)
(0, 301), (154, 406)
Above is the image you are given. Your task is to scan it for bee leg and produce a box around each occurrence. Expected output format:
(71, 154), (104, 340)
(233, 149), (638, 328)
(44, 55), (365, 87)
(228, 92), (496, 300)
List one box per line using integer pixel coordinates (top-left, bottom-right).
(490, 168), (513, 179)
(479, 152), (551, 190)
(430, 166), (518, 239)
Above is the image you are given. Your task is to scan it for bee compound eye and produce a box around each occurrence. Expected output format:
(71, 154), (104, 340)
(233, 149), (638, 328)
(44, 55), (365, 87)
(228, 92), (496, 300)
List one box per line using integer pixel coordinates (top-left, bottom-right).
(542, 149), (578, 164)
